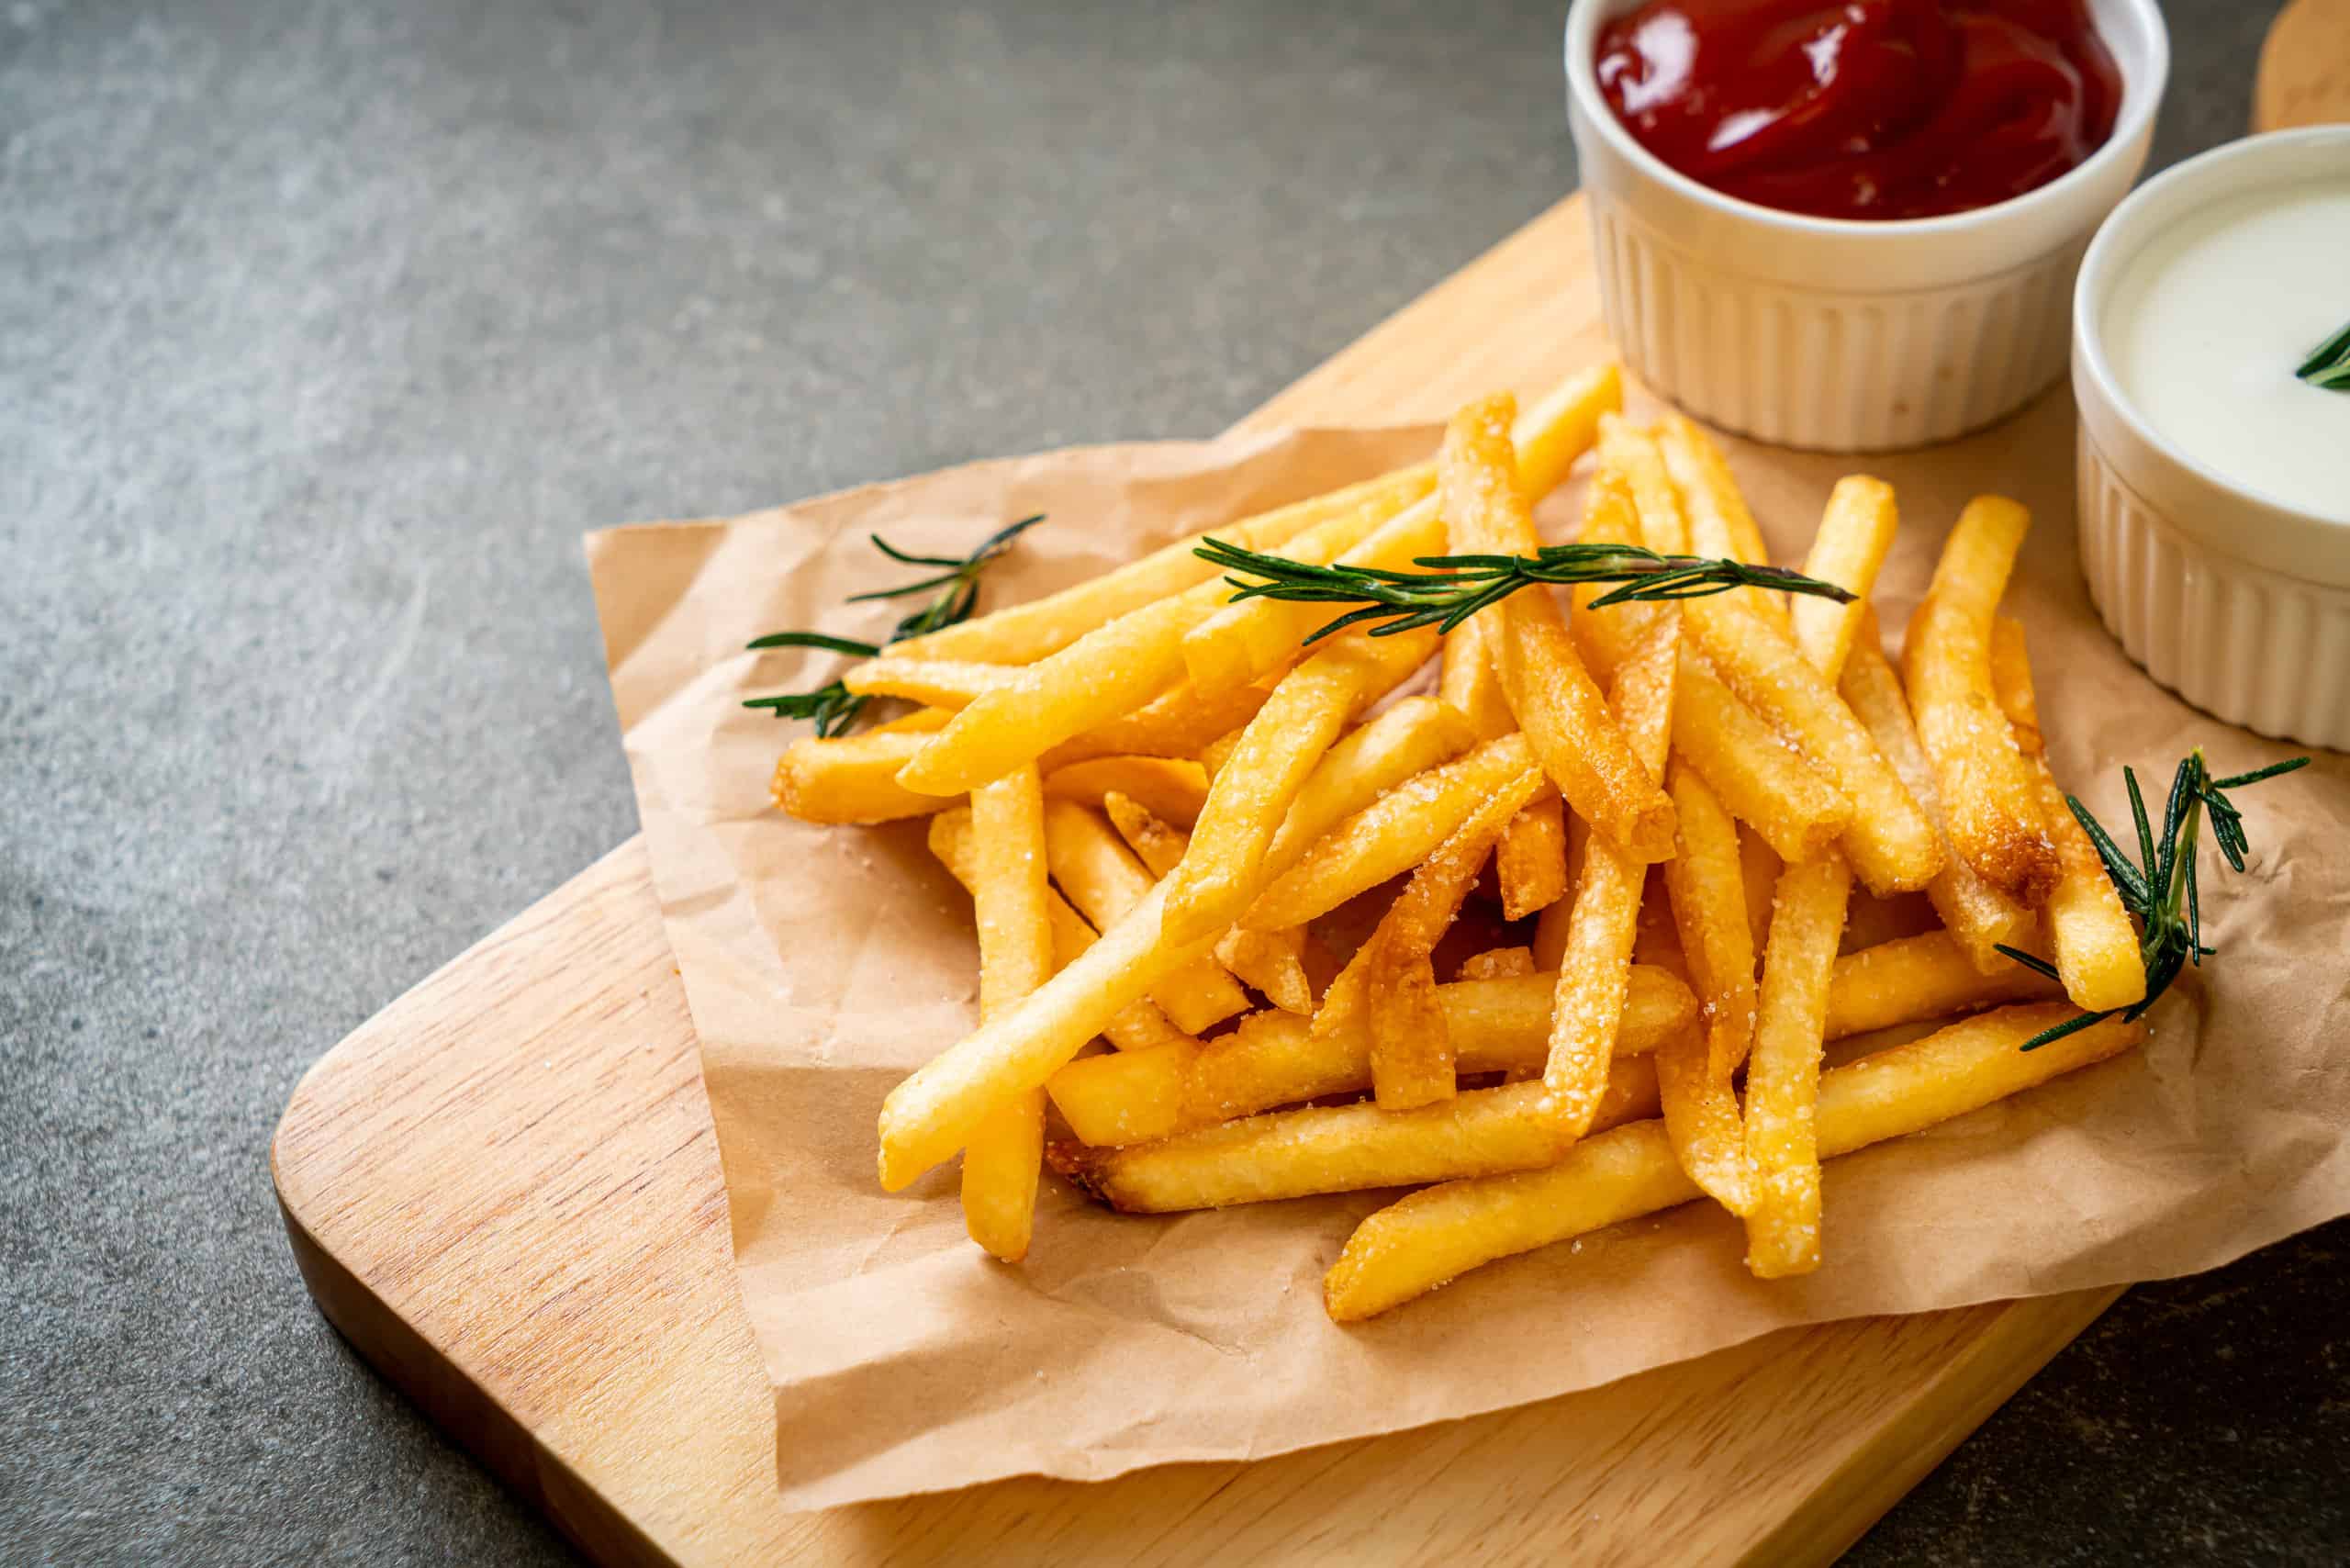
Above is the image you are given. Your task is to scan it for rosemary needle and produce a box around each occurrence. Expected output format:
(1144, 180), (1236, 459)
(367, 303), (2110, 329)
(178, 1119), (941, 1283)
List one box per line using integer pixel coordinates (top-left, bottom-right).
(2296, 317), (2350, 392)
(1996, 750), (2309, 1050)
(1192, 537), (1852, 644)
(743, 514), (1040, 735)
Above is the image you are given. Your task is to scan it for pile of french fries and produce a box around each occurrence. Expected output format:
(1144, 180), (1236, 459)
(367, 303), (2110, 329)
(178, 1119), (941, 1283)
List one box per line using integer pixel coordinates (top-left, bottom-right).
(769, 362), (2147, 1320)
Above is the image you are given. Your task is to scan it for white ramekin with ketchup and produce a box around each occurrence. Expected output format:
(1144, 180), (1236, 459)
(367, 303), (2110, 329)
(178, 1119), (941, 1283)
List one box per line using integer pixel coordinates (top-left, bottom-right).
(1563, 0), (2168, 454)
(2074, 126), (2350, 751)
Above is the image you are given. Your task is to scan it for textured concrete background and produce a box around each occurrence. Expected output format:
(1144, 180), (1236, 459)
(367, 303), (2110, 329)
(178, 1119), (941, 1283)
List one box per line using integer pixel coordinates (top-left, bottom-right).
(4, 1), (2342, 1563)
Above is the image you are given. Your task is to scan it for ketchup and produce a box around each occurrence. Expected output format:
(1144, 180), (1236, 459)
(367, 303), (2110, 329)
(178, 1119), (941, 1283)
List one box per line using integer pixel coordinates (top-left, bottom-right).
(1595, 1), (2121, 221)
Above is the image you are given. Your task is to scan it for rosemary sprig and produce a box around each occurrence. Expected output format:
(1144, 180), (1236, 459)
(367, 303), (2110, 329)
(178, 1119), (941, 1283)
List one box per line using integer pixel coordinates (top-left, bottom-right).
(1995, 751), (2310, 1050)
(2296, 317), (2350, 391)
(1192, 538), (1852, 644)
(743, 514), (1040, 734)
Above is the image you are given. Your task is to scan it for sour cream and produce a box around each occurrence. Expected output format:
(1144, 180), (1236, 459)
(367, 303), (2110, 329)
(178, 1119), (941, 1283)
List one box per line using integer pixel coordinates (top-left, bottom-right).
(2102, 178), (2350, 526)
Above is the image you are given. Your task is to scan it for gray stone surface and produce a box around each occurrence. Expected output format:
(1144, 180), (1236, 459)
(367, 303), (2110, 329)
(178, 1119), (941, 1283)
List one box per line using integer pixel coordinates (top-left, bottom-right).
(1, 1), (2337, 1563)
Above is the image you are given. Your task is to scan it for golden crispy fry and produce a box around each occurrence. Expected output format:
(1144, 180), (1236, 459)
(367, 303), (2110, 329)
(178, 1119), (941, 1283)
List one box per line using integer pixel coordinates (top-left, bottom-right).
(841, 656), (1018, 710)
(1597, 415), (1693, 554)
(1658, 762), (1759, 1212)
(1161, 626), (1438, 944)
(1046, 966), (1695, 1146)
(1039, 678), (1275, 768)
(880, 692), (1475, 1186)
(1903, 497), (2059, 904)
(1743, 850), (1853, 1278)
(1839, 613), (2033, 971)
(1448, 395), (1679, 863)
(1051, 1080), (1610, 1213)
(1988, 621), (2146, 1014)
(957, 768), (1057, 1261)
(1042, 801), (1250, 1036)
(1543, 613), (1679, 1129)
(1044, 756), (1210, 830)
(1244, 732), (1536, 932)
(1685, 597), (1942, 894)
(773, 729), (957, 824)
(1460, 946), (1536, 980)
(931, 811), (1196, 1068)
(1826, 930), (2060, 1037)
(1181, 365), (1623, 695)
(1790, 476), (1898, 683)
(1656, 413), (1786, 627)
(1331, 768), (1548, 1109)
(891, 463), (1437, 664)
(1442, 616), (1569, 920)
(1323, 1004), (2143, 1320)
(1102, 790), (1316, 1014)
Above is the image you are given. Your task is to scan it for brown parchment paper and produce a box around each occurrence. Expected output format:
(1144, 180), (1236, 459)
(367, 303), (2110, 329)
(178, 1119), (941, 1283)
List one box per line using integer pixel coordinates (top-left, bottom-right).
(587, 396), (2349, 1512)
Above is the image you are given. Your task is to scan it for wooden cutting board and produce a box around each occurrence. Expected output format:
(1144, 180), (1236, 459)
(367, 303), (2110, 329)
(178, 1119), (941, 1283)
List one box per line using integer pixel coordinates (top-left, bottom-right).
(272, 196), (2119, 1568)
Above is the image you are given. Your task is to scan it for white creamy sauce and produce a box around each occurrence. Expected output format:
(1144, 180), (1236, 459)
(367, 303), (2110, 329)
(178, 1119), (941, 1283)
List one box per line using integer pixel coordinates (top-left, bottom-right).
(2105, 178), (2350, 525)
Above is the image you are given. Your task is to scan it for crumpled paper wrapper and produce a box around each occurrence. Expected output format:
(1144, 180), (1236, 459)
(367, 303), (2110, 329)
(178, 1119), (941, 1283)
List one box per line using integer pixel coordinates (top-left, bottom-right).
(587, 398), (2347, 1512)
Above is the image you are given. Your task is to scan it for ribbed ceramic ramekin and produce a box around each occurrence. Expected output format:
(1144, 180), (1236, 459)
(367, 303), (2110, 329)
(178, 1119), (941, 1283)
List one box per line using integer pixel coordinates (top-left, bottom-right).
(1563, 0), (2167, 454)
(2074, 127), (2350, 753)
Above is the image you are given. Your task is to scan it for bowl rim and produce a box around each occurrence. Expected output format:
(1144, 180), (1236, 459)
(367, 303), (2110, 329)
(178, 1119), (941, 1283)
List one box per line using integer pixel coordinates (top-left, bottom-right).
(2072, 124), (2350, 555)
(1561, 0), (2171, 241)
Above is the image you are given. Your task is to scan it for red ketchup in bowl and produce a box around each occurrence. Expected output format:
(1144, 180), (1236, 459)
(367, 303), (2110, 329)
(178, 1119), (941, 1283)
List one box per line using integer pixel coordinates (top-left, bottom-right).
(1594, 0), (2122, 221)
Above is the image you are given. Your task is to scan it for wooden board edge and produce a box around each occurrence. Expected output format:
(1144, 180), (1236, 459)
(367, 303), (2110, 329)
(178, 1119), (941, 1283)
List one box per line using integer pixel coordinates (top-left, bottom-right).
(1738, 1286), (2125, 1567)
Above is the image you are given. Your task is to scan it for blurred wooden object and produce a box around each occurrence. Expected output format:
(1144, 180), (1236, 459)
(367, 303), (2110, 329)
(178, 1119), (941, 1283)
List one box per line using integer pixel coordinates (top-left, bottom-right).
(2255, 0), (2350, 131)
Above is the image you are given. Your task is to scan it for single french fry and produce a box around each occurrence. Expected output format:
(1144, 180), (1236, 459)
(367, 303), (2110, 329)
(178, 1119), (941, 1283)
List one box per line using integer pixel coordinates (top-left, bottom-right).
(773, 729), (957, 824)
(1324, 1004), (2143, 1319)
(1743, 850), (1853, 1278)
(842, 656), (1019, 710)
(1543, 612), (1679, 1130)
(1102, 790), (1316, 1014)
(1040, 678), (1276, 768)
(1181, 364), (1623, 695)
(1043, 801), (1249, 1036)
(1826, 930), (2061, 1037)
(1047, 966), (1695, 1146)
(1044, 755), (1211, 831)
(957, 768), (1056, 1262)
(1653, 1023), (1754, 1216)
(1460, 946), (1536, 980)
(1686, 596), (1942, 895)
(1657, 762), (1761, 1213)
(891, 463), (1437, 664)
(1244, 733), (1538, 932)
(1791, 476), (1898, 684)
(1338, 768), (1549, 1109)
(1161, 626), (1438, 944)
(1903, 497), (2059, 904)
(1448, 395), (1679, 863)
(1656, 413), (1787, 627)
(1840, 612), (2033, 971)
(930, 807), (1196, 1056)
(1051, 1080), (1611, 1213)
(1988, 621), (2146, 1014)
(879, 692), (1478, 1186)
(1442, 616), (1568, 921)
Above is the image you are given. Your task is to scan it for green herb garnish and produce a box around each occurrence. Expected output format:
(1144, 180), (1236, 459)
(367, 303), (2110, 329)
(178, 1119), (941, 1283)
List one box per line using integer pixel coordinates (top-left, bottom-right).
(743, 514), (1040, 734)
(1192, 538), (1853, 644)
(2296, 318), (2350, 391)
(1997, 751), (2310, 1050)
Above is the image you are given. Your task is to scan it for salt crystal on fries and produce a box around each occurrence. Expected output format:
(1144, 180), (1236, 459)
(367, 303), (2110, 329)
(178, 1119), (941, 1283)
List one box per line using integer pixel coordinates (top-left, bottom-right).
(1323, 1005), (2144, 1320)
(1902, 497), (2060, 904)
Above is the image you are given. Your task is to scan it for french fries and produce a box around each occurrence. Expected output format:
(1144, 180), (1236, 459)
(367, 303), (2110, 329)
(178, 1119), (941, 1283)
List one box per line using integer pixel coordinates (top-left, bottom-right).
(1324, 1005), (2143, 1320)
(1903, 498), (2060, 904)
(1742, 850), (1852, 1278)
(957, 768), (1057, 1261)
(1988, 620), (2146, 1014)
(1543, 612), (1679, 1132)
(819, 382), (2161, 1318)
(1449, 395), (1679, 864)
(1161, 626), (1437, 944)
(1684, 596), (1942, 895)
(1042, 801), (1250, 1035)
